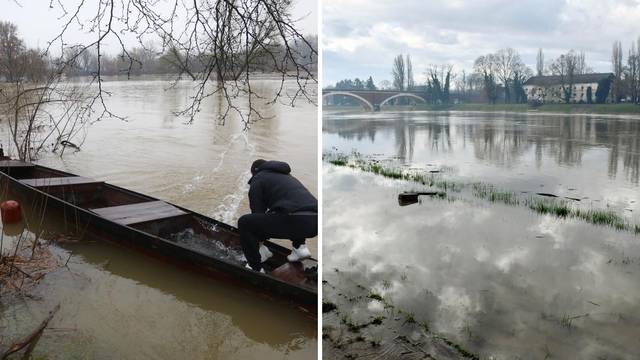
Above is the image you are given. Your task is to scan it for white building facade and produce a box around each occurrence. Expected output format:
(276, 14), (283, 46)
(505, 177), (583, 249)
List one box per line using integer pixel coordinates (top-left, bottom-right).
(523, 73), (613, 104)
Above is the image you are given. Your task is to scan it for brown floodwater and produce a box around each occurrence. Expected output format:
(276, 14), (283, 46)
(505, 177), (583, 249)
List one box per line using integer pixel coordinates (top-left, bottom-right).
(323, 110), (640, 359)
(0, 75), (317, 359)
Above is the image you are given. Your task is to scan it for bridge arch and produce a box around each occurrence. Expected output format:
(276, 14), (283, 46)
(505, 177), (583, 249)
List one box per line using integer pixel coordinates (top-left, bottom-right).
(322, 91), (374, 111)
(379, 93), (426, 107)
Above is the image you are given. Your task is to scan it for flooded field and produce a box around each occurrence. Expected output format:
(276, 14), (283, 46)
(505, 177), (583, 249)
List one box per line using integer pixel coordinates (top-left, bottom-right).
(0, 76), (317, 359)
(323, 110), (640, 358)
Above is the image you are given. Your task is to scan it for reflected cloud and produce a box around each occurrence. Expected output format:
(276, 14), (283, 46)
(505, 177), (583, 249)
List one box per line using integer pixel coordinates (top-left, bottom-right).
(324, 167), (640, 357)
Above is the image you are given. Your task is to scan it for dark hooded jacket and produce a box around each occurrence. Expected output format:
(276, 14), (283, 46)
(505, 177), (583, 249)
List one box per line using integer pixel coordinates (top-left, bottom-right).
(248, 161), (317, 214)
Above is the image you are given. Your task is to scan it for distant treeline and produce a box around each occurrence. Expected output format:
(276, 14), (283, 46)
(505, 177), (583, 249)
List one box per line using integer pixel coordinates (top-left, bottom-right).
(0, 20), (317, 82)
(327, 39), (640, 106)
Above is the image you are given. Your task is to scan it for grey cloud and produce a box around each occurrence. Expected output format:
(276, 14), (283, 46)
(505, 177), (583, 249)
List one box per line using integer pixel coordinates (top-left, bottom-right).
(324, 0), (639, 85)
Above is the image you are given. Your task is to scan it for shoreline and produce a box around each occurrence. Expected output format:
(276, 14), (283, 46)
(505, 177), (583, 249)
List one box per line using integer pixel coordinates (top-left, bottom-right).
(324, 103), (640, 116)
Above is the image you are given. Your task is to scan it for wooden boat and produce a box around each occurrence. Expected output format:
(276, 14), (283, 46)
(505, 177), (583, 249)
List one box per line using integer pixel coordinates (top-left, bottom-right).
(0, 159), (317, 310)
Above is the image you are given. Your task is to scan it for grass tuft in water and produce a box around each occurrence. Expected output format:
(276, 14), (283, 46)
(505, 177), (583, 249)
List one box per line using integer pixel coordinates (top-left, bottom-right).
(420, 321), (430, 333)
(329, 158), (348, 166)
(472, 183), (519, 205)
(404, 313), (417, 324)
(370, 164), (404, 179)
(325, 151), (640, 235)
(530, 200), (570, 218)
(437, 337), (480, 360)
(323, 301), (338, 313)
(575, 209), (627, 230)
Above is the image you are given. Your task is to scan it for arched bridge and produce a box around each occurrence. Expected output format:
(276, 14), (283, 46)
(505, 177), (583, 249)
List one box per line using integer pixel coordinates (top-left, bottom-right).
(322, 89), (427, 111)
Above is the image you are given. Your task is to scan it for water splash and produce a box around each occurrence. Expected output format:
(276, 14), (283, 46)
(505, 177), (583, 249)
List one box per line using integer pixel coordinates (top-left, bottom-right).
(170, 228), (245, 263)
(182, 132), (254, 194)
(210, 132), (257, 224)
(211, 171), (252, 224)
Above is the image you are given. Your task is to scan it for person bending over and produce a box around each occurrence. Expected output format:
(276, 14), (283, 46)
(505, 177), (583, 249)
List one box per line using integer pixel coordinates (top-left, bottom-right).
(239, 159), (318, 273)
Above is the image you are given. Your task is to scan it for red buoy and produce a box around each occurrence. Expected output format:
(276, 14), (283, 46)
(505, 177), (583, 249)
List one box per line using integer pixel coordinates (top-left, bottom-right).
(1, 200), (22, 224)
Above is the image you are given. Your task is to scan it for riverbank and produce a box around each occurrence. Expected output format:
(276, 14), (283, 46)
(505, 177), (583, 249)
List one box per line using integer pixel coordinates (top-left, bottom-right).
(324, 103), (640, 115)
(417, 103), (640, 114)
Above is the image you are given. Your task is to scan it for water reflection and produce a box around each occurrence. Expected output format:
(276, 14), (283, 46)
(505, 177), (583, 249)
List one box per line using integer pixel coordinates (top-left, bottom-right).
(324, 111), (640, 218)
(324, 111), (640, 185)
(323, 166), (640, 358)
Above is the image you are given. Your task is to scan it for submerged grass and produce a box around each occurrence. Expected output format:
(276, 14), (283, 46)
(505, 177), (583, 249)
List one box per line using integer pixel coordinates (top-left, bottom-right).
(328, 159), (347, 166)
(325, 152), (640, 235)
(530, 200), (571, 218)
(323, 301), (338, 313)
(472, 183), (519, 205)
(575, 209), (627, 230)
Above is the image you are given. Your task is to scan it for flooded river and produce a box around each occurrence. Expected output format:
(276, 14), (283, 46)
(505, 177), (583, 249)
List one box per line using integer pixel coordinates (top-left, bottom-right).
(0, 76), (317, 359)
(323, 110), (640, 358)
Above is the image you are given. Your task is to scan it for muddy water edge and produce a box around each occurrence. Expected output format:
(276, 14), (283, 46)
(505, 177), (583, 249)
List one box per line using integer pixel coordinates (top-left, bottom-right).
(0, 76), (317, 359)
(323, 110), (640, 359)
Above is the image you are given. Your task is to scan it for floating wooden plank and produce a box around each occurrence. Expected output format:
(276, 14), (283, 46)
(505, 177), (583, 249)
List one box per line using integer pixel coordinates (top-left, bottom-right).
(20, 176), (102, 188)
(0, 160), (34, 168)
(91, 200), (187, 226)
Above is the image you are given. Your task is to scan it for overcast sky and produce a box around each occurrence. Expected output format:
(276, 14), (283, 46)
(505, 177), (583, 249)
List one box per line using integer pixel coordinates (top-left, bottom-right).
(2, 0), (316, 53)
(324, 0), (640, 87)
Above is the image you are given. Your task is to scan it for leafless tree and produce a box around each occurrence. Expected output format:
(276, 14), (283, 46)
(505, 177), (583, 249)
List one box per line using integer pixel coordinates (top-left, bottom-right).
(0, 72), (94, 160)
(406, 54), (415, 90)
(474, 54), (498, 104)
(37, 0), (316, 128)
(378, 79), (392, 90)
(627, 39), (640, 104)
(575, 51), (592, 75)
(426, 64), (453, 104)
(550, 50), (579, 103)
(536, 48), (544, 76)
(1, 1), (316, 160)
(0, 21), (26, 83)
(612, 41), (624, 102)
(455, 69), (467, 101)
(494, 48), (525, 103)
(392, 54), (405, 91)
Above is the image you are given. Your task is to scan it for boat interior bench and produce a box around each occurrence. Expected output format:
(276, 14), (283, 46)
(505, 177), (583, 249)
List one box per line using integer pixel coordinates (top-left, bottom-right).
(19, 176), (102, 188)
(91, 200), (188, 226)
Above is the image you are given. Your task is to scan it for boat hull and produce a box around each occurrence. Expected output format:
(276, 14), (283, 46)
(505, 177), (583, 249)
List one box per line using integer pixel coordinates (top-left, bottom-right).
(0, 164), (317, 312)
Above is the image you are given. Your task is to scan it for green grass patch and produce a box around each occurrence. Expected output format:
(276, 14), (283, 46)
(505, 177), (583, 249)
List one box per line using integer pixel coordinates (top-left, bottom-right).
(473, 183), (519, 205)
(404, 313), (417, 324)
(530, 200), (571, 218)
(370, 164), (404, 179)
(328, 159), (347, 166)
(575, 209), (628, 230)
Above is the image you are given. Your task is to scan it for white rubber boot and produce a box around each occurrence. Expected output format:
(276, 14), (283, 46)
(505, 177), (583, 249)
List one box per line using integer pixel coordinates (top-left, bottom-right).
(259, 244), (274, 263)
(287, 244), (311, 262)
(245, 263), (265, 273)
